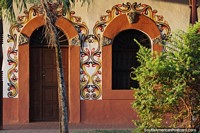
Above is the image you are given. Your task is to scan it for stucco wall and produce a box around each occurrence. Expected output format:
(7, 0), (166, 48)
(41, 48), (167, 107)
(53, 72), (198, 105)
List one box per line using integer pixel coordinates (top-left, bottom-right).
(73, 0), (190, 32)
(1, 0), (198, 125)
(1, 0), (193, 99)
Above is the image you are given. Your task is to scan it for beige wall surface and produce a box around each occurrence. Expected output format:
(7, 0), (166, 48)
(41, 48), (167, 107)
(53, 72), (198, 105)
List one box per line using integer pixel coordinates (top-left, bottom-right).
(73, 0), (190, 32)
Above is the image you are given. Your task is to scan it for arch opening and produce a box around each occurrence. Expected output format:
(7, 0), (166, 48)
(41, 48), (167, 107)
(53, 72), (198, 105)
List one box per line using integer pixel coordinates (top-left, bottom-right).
(30, 26), (68, 47)
(29, 25), (69, 121)
(112, 29), (151, 90)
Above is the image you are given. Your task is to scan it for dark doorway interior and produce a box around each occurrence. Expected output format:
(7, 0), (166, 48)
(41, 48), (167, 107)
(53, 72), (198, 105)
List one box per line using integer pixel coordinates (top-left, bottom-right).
(112, 29), (151, 90)
(29, 26), (68, 121)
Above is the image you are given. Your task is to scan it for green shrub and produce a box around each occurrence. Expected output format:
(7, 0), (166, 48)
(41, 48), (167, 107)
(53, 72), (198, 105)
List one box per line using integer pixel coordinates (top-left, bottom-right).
(131, 22), (200, 132)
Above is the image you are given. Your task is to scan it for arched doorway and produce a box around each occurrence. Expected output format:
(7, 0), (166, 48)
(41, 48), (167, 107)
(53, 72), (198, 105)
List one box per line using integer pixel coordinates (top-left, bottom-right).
(18, 16), (80, 123)
(29, 26), (68, 121)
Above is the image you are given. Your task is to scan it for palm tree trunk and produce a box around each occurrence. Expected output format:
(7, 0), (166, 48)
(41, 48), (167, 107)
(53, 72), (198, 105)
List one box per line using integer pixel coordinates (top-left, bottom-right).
(41, 0), (69, 132)
(54, 29), (69, 133)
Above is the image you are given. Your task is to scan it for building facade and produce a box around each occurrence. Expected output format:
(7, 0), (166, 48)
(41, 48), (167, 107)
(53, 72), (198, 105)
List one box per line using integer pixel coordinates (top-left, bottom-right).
(1, 0), (198, 126)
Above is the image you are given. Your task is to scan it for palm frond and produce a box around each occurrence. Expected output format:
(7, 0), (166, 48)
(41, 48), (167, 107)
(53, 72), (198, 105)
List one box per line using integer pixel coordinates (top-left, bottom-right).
(0, 0), (16, 22)
(0, 0), (92, 23)
(81, 0), (92, 6)
(0, 0), (28, 22)
(26, 0), (40, 4)
(60, 0), (71, 15)
(20, 0), (28, 12)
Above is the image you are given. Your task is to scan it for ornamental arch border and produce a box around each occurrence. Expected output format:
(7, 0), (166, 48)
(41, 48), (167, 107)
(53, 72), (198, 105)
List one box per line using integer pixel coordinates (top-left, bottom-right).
(102, 14), (162, 99)
(99, 3), (171, 100)
(18, 15), (80, 123)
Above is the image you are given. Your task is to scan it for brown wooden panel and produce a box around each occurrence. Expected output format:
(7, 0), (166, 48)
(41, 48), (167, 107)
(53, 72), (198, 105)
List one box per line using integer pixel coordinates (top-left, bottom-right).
(30, 47), (68, 121)
(43, 87), (58, 121)
(42, 48), (58, 121)
(30, 48), (43, 121)
(43, 48), (57, 86)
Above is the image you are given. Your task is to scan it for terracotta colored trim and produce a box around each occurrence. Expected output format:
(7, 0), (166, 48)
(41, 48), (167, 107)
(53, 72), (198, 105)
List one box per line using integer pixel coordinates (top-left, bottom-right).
(68, 46), (80, 123)
(18, 16), (80, 124)
(18, 44), (29, 123)
(21, 16), (45, 37)
(55, 17), (78, 40)
(21, 16), (78, 40)
(103, 14), (160, 40)
(3, 98), (19, 124)
(102, 14), (161, 100)
(80, 100), (136, 125)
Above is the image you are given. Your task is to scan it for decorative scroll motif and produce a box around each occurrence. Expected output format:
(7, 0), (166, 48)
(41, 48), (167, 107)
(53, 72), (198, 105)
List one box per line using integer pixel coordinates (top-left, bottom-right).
(69, 11), (102, 100)
(102, 36), (112, 46)
(16, 6), (44, 31)
(95, 2), (171, 47)
(18, 33), (29, 45)
(5, 5), (46, 98)
(7, 26), (19, 98)
(80, 35), (102, 100)
(132, 2), (171, 40)
(5, 6), (40, 98)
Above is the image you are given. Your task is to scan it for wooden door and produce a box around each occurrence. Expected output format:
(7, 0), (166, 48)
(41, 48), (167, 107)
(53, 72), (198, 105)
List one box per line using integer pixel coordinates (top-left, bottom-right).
(30, 48), (43, 121)
(30, 47), (68, 121)
(42, 48), (58, 121)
